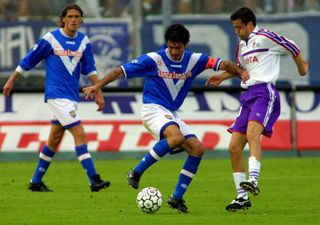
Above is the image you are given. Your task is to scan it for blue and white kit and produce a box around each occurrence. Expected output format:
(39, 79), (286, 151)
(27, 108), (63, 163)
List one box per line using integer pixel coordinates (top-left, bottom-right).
(17, 28), (97, 102)
(121, 48), (222, 139)
(16, 28), (97, 127)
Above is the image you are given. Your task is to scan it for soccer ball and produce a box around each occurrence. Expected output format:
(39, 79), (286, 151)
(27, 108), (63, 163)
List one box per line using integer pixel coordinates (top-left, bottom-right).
(136, 187), (163, 213)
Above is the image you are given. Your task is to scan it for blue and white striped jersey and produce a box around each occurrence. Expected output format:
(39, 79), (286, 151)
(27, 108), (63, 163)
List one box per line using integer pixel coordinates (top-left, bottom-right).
(121, 48), (221, 111)
(236, 26), (300, 88)
(17, 28), (97, 102)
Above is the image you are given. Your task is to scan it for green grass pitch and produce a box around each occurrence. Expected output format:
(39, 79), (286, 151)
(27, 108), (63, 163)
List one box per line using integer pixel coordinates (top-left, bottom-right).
(0, 156), (319, 225)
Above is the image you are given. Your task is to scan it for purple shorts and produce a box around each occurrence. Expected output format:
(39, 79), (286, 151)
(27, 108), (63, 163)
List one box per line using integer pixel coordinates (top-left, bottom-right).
(228, 83), (280, 137)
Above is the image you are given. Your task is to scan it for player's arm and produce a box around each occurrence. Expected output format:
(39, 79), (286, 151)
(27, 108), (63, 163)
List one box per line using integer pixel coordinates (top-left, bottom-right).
(210, 60), (249, 86)
(3, 70), (22, 96)
(263, 32), (308, 76)
(293, 54), (308, 76)
(83, 67), (124, 99)
(206, 71), (237, 87)
(205, 57), (249, 87)
(87, 74), (105, 111)
(218, 60), (247, 78)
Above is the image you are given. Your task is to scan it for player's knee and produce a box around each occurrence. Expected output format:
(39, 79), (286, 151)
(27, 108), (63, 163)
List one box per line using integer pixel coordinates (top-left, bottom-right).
(168, 134), (185, 148)
(193, 144), (204, 157)
(246, 131), (259, 144)
(186, 141), (204, 157)
(228, 142), (242, 155)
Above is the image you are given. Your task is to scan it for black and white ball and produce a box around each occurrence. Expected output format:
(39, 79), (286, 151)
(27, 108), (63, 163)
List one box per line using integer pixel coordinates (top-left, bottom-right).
(136, 187), (163, 213)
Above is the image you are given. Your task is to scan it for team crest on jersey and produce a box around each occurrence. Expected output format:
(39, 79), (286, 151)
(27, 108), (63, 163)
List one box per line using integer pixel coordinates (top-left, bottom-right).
(69, 110), (76, 118)
(252, 41), (261, 49)
(157, 61), (164, 67)
(165, 115), (172, 120)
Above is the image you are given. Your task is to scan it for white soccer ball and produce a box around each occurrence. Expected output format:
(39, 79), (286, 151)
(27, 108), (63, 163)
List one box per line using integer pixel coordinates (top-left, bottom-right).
(136, 187), (163, 213)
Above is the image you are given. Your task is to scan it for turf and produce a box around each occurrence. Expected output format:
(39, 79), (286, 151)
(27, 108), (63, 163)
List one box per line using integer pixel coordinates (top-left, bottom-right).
(0, 156), (319, 225)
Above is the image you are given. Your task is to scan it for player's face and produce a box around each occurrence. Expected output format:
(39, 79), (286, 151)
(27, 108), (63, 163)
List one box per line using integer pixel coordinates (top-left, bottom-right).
(62, 9), (82, 36)
(166, 40), (186, 61)
(232, 19), (253, 40)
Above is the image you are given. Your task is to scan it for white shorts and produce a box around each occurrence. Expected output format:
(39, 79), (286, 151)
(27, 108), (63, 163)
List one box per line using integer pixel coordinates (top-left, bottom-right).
(47, 98), (81, 128)
(141, 103), (196, 141)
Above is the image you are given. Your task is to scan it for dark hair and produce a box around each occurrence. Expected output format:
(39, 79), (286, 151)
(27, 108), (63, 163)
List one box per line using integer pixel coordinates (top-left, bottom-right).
(58, 3), (84, 27)
(164, 24), (190, 45)
(230, 7), (256, 26)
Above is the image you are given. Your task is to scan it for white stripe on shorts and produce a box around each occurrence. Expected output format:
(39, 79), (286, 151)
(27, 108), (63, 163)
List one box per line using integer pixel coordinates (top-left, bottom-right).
(39, 152), (52, 162)
(78, 153), (91, 161)
(263, 83), (275, 126)
(181, 169), (195, 178)
(149, 149), (160, 160)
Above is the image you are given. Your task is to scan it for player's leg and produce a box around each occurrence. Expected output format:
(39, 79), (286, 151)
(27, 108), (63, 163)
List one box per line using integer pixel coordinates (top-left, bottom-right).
(168, 136), (203, 213)
(225, 132), (251, 211)
(28, 123), (64, 192)
(48, 98), (110, 191)
(68, 123), (110, 192)
(240, 84), (281, 196)
(241, 121), (264, 195)
(128, 104), (184, 189)
(225, 98), (251, 211)
(128, 123), (184, 189)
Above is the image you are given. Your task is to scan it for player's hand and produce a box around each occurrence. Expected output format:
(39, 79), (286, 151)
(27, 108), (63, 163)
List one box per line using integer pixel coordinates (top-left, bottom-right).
(95, 91), (105, 111)
(206, 75), (223, 87)
(3, 80), (14, 96)
(83, 85), (98, 99)
(239, 70), (250, 83)
(299, 60), (308, 76)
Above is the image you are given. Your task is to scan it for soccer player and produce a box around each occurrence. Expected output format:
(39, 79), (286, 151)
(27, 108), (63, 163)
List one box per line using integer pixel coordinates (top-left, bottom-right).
(83, 24), (248, 213)
(2, 4), (110, 192)
(206, 7), (308, 211)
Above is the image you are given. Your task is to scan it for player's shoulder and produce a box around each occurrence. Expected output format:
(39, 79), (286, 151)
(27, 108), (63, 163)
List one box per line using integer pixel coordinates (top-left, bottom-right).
(185, 49), (207, 62)
(251, 28), (275, 43)
(42, 28), (60, 42)
(146, 50), (165, 60)
(76, 30), (87, 39)
(255, 28), (280, 39)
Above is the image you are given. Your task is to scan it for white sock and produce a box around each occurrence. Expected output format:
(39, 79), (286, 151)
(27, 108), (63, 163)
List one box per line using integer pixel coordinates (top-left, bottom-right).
(233, 172), (248, 199)
(248, 156), (261, 186)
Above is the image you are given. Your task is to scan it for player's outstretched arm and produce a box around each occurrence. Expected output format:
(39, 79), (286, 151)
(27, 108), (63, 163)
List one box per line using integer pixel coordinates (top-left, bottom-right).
(88, 74), (105, 111)
(83, 67), (124, 99)
(294, 54), (308, 76)
(206, 72), (235, 87)
(215, 60), (250, 83)
(3, 71), (21, 96)
(219, 61), (245, 77)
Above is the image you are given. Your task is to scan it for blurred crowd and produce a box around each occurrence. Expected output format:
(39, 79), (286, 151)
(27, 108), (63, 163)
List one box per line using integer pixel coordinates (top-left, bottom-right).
(0, 0), (319, 21)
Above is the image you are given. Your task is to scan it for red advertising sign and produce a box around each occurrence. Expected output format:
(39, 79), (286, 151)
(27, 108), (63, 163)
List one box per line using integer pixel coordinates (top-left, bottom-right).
(0, 92), (319, 152)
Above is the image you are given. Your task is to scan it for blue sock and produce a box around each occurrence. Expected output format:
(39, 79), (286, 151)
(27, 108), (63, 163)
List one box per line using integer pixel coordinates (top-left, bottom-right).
(135, 139), (172, 175)
(173, 155), (202, 199)
(75, 144), (97, 184)
(31, 145), (55, 183)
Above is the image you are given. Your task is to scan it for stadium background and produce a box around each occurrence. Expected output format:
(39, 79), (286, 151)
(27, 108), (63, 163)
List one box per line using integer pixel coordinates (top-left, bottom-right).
(0, 0), (319, 158)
